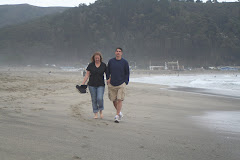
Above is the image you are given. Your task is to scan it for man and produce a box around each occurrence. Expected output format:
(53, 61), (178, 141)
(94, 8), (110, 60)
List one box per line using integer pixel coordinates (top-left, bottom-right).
(106, 47), (130, 123)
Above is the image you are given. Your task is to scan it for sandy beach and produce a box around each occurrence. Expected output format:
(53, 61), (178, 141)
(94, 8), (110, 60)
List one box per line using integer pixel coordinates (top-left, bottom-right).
(0, 67), (240, 160)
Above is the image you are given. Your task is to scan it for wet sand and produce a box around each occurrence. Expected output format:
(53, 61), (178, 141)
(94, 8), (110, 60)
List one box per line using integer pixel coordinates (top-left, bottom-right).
(0, 67), (240, 160)
(168, 86), (240, 99)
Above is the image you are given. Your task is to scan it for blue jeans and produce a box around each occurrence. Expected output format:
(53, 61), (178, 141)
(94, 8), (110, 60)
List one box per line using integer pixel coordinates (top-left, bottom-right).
(88, 86), (105, 113)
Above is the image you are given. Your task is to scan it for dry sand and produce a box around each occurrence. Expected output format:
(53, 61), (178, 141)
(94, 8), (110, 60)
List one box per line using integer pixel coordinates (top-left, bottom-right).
(0, 67), (240, 160)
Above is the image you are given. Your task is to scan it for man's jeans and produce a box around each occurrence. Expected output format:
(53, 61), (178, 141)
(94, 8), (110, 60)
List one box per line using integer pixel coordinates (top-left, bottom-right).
(88, 86), (105, 113)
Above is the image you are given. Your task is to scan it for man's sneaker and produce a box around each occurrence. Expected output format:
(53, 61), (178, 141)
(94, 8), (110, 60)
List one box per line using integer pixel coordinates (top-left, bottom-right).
(114, 115), (119, 123)
(119, 112), (124, 121)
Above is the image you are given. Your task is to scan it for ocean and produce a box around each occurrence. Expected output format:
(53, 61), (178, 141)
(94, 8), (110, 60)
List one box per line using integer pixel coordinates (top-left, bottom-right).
(130, 73), (240, 98)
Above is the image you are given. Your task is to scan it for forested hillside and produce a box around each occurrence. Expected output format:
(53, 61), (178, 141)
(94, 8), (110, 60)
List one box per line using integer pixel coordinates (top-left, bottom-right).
(0, 4), (69, 28)
(0, 0), (239, 68)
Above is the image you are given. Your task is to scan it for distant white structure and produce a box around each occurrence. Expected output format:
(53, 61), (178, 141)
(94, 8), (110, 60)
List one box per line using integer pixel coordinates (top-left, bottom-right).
(149, 66), (165, 70)
(167, 61), (179, 70)
(165, 62), (168, 70)
(149, 60), (183, 70)
(129, 61), (137, 69)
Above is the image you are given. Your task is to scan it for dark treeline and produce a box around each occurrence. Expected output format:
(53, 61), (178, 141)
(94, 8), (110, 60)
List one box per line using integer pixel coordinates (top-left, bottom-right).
(0, 0), (240, 68)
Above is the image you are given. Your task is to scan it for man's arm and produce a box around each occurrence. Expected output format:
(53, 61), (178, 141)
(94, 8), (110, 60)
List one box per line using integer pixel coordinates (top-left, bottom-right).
(125, 61), (130, 85)
(106, 61), (111, 85)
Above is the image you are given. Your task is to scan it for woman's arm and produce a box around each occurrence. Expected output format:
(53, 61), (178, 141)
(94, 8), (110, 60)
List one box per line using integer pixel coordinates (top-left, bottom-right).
(81, 71), (90, 85)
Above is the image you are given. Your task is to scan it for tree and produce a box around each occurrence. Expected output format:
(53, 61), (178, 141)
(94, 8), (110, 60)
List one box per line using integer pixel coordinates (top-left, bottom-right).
(0, 0), (240, 66)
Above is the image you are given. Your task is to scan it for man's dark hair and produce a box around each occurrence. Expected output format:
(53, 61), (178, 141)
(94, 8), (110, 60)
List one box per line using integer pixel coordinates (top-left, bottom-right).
(116, 47), (123, 52)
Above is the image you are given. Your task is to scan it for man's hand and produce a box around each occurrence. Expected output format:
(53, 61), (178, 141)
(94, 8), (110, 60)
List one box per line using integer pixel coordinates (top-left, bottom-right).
(107, 79), (110, 85)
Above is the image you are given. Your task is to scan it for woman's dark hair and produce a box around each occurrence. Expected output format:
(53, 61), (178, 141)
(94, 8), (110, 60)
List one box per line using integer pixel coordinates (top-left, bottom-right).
(91, 52), (103, 62)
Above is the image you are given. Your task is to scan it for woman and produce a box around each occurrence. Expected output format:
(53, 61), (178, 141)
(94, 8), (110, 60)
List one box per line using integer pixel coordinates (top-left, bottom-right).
(81, 52), (107, 119)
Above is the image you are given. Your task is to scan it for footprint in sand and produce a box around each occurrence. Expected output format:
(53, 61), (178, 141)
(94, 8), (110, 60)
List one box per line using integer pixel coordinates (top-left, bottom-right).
(83, 136), (88, 139)
(31, 108), (45, 111)
(139, 145), (144, 149)
(72, 155), (81, 159)
(101, 121), (109, 126)
(81, 144), (89, 149)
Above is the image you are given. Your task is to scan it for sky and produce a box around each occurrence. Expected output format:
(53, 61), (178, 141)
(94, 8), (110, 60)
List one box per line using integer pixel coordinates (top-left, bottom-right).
(0, 0), (237, 7)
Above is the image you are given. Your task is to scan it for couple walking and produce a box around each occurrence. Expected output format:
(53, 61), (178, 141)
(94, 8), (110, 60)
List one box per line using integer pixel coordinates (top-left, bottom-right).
(81, 48), (129, 123)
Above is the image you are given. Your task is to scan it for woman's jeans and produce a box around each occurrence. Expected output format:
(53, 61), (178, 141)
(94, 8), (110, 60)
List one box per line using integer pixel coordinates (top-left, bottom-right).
(88, 86), (105, 113)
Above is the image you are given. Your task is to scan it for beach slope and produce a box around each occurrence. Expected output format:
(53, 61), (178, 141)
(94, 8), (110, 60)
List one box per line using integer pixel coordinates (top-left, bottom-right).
(0, 68), (239, 160)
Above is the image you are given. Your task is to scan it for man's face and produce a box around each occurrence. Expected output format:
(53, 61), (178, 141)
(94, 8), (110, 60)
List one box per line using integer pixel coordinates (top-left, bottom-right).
(115, 49), (122, 58)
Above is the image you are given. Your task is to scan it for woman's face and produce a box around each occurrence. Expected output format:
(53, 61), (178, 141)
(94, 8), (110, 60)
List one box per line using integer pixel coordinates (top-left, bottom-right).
(94, 55), (101, 63)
